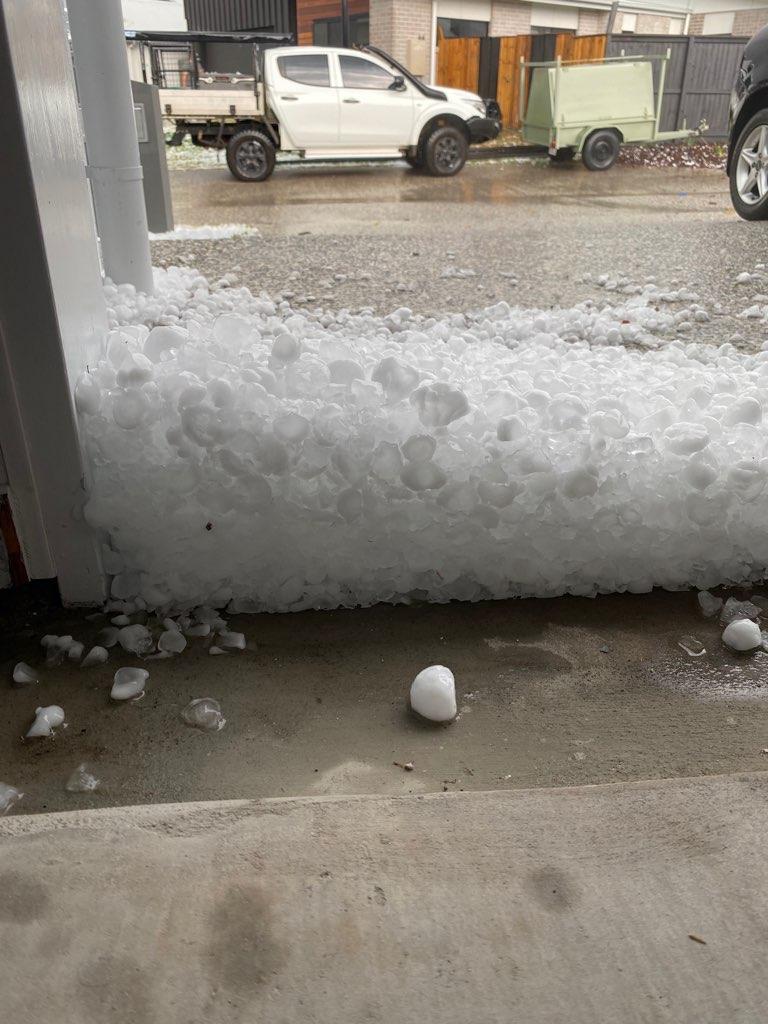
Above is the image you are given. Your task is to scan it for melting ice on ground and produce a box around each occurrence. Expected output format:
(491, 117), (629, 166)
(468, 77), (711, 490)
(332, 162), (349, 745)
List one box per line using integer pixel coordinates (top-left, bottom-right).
(74, 266), (768, 613)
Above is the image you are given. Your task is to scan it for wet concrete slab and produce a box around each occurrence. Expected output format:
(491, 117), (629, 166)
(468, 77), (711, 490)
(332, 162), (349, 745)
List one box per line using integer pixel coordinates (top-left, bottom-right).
(2, 589), (768, 815)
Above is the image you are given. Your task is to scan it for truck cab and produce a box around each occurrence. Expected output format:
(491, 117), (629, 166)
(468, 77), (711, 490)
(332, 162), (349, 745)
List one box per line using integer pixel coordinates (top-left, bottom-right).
(134, 32), (500, 180)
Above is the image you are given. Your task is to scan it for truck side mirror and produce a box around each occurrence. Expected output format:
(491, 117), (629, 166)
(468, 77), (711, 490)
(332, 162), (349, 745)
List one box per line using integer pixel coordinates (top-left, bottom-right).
(389, 75), (406, 91)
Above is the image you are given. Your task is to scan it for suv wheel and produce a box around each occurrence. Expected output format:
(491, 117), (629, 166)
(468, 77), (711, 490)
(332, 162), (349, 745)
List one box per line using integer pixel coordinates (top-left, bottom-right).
(581, 129), (620, 171)
(730, 112), (768, 220)
(423, 125), (468, 177)
(226, 129), (276, 182)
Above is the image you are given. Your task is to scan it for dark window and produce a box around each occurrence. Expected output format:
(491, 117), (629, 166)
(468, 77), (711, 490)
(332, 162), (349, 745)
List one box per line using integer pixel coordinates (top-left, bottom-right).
(313, 14), (369, 47)
(437, 17), (488, 39)
(276, 54), (330, 87)
(339, 55), (395, 89)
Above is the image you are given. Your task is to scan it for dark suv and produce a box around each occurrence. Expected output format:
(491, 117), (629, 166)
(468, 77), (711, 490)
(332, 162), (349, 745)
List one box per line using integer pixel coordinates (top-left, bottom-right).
(729, 25), (768, 219)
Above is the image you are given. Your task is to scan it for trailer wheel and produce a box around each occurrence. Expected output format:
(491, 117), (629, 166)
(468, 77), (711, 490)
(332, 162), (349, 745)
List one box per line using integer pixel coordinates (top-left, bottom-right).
(226, 129), (276, 182)
(423, 125), (468, 177)
(549, 147), (575, 163)
(581, 130), (620, 171)
(729, 112), (768, 220)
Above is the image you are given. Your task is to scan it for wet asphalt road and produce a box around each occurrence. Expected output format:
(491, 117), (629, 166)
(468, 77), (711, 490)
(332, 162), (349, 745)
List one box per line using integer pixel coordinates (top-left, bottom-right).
(151, 160), (767, 348)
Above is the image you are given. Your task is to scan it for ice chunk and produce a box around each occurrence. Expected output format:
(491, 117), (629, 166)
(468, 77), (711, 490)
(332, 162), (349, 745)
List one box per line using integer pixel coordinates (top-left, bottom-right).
(372, 356), (419, 402)
(722, 618), (762, 651)
(116, 352), (154, 388)
(0, 783), (23, 816)
(401, 462), (447, 491)
(664, 423), (710, 456)
(81, 646), (109, 668)
(158, 630), (187, 654)
(113, 388), (150, 429)
(720, 597), (761, 624)
(118, 624), (153, 655)
(26, 705), (65, 738)
(12, 662), (37, 686)
(186, 623), (211, 638)
(75, 372), (102, 415)
(271, 333), (301, 364)
(402, 435), (437, 463)
(67, 641), (85, 661)
(111, 667), (148, 701)
(111, 614), (130, 626)
(678, 636), (706, 657)
(697, 591), (723, 617)
(217, 631), (245, 649)
(208, 646), (226, 656)
(411, 382), (469, 428)
(144, 325), (186, 363)
(274, 412), (310, 443)
(65, 763), (100, 793)
(410, 665), (457, 722)
(181, 697), (226, 731)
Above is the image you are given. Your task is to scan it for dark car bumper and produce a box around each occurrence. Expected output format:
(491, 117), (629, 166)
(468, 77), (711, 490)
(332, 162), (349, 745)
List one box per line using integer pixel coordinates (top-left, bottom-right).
(467, 115), (501, 144)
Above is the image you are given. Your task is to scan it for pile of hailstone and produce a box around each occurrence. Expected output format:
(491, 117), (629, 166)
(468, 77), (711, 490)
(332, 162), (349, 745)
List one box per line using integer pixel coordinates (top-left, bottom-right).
(76, 267), (768, 613)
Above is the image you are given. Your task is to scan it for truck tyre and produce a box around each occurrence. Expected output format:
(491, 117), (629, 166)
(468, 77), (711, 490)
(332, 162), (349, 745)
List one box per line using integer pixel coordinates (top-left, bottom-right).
(423, 124), (468, 177)
(581, 129), (620, 171)
(226, 129), (276, 182)
(729, 111), (768, 220)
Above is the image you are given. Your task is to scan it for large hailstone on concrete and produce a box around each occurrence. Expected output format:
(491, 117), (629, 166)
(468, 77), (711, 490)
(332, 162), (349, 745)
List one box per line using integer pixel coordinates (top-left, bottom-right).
(410, 665), (457, 722)
(722, 619), (762, 652)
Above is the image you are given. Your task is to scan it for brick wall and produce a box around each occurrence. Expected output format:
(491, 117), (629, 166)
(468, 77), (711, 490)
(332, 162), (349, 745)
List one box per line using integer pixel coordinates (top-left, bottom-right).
(688, 12), (705, 33)
(370, 0), (432, 68)
(577, 8), (608, 34)
(490, 1), (531, 36)
(635, 13), (673, 33)
(733, 7), (768, 35)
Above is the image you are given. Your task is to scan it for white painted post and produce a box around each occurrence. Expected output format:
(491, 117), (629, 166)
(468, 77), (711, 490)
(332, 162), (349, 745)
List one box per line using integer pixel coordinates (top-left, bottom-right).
(0, 0), (107, 604)
(67, 0), (154, 294)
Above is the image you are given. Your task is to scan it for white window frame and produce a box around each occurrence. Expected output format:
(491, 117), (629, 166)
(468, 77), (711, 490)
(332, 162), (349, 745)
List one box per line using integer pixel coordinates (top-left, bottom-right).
(701, 11), (735, 34)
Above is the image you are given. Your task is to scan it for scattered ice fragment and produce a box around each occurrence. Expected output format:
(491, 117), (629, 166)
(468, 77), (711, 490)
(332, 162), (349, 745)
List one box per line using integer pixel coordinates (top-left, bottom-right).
(65, 763), (100, 793)
(208, 646), (226, 655)
(697, 591), (723, 618)
(96, 627), (120, 649)
(26, 705), (66, 738)
(181, 697), (226, 731)
(720, 597), (761, 624)
(40, 635), (58, 649)
(401, 462), (447, 491)
(722, 619), (762, 652)
(12, 663), (37, 686)
(158, 630), (187, 654)
(67, 641), (85, 662)
(410, 665), (457, 723)
(111, 614), (131, 626)
(81, 646), (109, 668)
(111, 667), (148, 701)
(678, 636), (706, 657)
(0, 783), (23, 816)
(217, 631), (245, 650)
(186, 623), (211, 638)
(118, 624), (153, 655)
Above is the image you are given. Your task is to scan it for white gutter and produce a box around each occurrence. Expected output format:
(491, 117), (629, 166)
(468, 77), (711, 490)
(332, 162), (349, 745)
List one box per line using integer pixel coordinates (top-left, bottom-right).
(430, 0), (437, 86)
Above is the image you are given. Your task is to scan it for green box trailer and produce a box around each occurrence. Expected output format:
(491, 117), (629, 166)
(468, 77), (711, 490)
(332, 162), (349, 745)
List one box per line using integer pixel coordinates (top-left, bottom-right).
(520, 50), (694, 170)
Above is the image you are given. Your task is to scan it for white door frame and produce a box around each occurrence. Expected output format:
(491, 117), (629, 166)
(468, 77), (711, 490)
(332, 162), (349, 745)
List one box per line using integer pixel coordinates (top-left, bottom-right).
(0, 0), (108, 604)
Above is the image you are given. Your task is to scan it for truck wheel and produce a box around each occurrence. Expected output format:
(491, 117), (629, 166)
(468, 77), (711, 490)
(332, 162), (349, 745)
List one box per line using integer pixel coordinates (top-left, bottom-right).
(581, 130), (620, 171)
(423, 125), (468, 177)
(226, 129), (276, 182)
(729, 112), (768, 220)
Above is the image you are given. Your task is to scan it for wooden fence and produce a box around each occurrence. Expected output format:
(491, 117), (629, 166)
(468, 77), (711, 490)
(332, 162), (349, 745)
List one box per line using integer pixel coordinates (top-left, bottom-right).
(436, 30), (741, 134)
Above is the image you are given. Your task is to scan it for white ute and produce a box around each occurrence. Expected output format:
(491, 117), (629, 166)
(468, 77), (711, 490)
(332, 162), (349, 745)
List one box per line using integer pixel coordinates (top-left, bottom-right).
(159, 42), (501, 181)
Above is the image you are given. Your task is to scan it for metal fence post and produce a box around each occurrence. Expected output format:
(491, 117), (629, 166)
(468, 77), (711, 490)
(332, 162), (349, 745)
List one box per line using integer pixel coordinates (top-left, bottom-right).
(677, 34), (696, 131)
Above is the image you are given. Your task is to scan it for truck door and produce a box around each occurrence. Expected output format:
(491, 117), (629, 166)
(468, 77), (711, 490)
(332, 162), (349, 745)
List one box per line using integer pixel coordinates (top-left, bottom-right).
(268, 52), (339, 148)
(335, 54), (415, 148)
